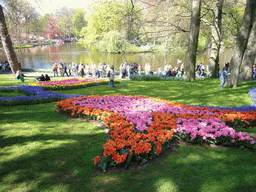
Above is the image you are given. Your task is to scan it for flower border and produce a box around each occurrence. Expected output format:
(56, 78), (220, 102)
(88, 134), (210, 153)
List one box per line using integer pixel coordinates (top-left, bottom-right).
(28, 78), (119, 90)
(56, 95), (256, 171)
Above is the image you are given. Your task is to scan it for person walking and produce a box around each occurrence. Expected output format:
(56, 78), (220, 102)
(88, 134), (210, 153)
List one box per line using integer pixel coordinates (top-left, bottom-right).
(63, 64), (69, 77)
(219, 67), (230, 89)
(108, 65), (115, 88)
(68, 63), (72, 76)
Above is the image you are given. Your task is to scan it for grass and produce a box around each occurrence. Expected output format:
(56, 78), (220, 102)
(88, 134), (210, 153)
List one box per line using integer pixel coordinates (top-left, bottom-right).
(0, 74), (74, 87)
(54, 78), (255, 107)
(0, 88), (25, 97)
(0, 74), (256, 191)
(0, 103), (106, 192)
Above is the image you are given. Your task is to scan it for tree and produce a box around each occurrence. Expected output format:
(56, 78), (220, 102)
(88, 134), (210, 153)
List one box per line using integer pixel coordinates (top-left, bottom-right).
(80, 0), (141, 48)
(185, 0), (202, 82)
(55, 7), (74, 38)
(1, 0), (26, 45)
(23, 3), (38, 40)
(202, 0), (224, 78)
(72, 8), (87, 37)
(238, 13), (256, 81)
(137, 0), (190, 49)
(0, 4), (20, 75)
(225, 0), (256, 87)
(44, 16), (62, 39)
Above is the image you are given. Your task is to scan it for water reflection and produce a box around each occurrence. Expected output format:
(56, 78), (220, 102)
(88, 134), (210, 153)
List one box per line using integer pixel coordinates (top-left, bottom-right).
(0, 43), (233, 71)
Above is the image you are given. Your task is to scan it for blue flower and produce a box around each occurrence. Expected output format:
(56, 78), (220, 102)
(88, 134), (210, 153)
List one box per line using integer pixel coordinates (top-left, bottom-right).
(0, 85), (83, 106)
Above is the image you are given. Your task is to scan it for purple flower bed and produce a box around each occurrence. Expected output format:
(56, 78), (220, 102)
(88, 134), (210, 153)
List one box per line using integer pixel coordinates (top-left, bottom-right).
(0, 85), (83, 106)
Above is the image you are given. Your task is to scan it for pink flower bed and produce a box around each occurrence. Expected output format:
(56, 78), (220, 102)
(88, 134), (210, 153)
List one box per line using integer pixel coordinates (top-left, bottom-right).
(71, 95), (256, 148)
(57, 95), (256, 171)
(37, 78), (104, 86)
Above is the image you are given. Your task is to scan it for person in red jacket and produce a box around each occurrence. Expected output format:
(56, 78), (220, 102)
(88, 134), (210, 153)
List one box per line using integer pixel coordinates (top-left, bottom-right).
(53, 63), (58, 77)
(252, 64), (256, 79)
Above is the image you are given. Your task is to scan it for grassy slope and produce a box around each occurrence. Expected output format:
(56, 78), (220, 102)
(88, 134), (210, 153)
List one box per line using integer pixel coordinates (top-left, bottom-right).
(0, 74), (256, 191)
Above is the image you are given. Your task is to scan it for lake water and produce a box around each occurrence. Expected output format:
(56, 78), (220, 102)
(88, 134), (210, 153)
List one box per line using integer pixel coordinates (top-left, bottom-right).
(0, 42), (234, 72)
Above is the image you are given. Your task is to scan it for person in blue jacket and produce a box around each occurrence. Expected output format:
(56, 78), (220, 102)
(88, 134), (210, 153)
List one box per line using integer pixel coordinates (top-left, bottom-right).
(219, 67), (230, 89)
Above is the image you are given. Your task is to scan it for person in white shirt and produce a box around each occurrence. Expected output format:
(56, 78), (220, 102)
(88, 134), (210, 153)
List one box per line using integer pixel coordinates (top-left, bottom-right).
(85, 64), (90, 77)
(91, 62), (96, 78)
(98, 63), (103, 78)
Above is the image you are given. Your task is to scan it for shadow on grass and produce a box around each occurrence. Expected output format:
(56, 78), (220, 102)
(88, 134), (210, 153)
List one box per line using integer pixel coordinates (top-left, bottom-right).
(0, 102), (106, 191)
(90, 146), (256, 192)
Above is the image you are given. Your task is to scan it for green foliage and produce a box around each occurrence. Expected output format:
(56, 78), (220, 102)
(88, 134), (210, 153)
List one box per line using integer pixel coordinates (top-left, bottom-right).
(222, 2), (245, 48)
(98, 31), (122, 52)
(72, 8), (87, 37)
(198, 33), (210, 51)
(96, 31), (141, 53)
(79, 0), (142, 52)
(55, 7), (75, 38)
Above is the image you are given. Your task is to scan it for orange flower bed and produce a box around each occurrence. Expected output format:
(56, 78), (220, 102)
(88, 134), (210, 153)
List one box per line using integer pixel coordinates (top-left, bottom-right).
(56, 95), (256, 171)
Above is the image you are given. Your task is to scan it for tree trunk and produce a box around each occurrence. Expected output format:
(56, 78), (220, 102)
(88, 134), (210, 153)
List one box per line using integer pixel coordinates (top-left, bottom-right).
(238, 14), (256, 81)
(185, 0), (201, 82)
(0, 5), (20, 75)
(207, 0), (224, 78)
(225, 0), (256, 87)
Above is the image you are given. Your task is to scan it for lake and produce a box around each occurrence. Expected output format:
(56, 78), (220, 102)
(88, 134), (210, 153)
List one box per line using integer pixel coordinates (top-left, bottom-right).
(0, 42), (234, 72)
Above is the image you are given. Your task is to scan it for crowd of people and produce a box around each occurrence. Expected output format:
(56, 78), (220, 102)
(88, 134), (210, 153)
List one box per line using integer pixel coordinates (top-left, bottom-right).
(51, 61), (188, 79)
(0, 61), (11, 73)
(1, 59), (256, 82)
(53, 62), (111, 78)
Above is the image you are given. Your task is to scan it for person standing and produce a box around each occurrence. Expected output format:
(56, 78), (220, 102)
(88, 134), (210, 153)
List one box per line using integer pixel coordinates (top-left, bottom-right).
(85, 63), (90, 77)
(91, 62), (96, 78)
(138, 64), (142, 75)
(53, 63), (58, 77)
(98, 63), (103, 78)
(219, 67), (230, 89)
(252, 63), (256, 79)
(59, 63), (64, 77)
(108, 65), (115, 88)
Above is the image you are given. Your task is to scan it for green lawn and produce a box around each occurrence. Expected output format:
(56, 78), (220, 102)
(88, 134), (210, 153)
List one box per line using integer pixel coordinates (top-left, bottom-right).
(0, 74), (256, 191)
(54, 78), (255, 107)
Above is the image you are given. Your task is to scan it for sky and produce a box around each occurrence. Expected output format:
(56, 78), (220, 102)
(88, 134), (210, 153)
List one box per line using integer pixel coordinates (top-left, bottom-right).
(26, 0), (96, 15)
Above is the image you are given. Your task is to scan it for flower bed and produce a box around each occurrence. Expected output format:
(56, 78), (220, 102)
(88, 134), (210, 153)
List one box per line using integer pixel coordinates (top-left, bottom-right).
(0, 85), (82, 106)
(56, 95), (256, 171)
(29, 78), (119, 90)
